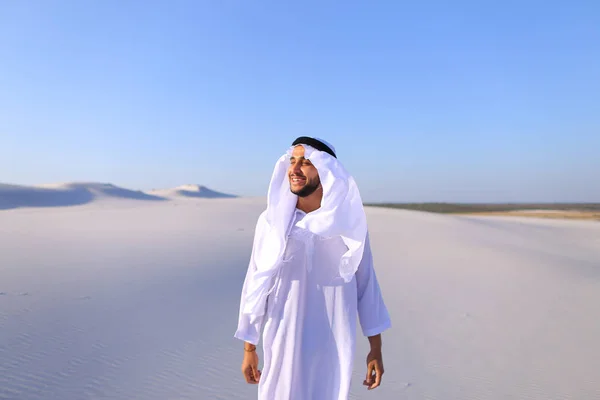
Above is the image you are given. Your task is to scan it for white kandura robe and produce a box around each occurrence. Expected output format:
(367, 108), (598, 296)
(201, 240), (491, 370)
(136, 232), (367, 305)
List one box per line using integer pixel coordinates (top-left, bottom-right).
(235, 209), (392, 400)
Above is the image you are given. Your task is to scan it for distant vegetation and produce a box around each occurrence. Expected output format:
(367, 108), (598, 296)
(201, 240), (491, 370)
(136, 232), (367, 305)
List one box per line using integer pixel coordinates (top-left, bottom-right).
(364, 203), (600, 214)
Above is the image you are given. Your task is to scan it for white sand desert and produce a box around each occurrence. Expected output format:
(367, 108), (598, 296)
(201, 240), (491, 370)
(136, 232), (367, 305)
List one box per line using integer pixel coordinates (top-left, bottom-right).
(1, 183), (599, 399)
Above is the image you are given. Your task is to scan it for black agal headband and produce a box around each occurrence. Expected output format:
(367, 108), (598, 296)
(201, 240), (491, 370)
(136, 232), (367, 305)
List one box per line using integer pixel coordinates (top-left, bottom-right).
(291, 136), (337, 159)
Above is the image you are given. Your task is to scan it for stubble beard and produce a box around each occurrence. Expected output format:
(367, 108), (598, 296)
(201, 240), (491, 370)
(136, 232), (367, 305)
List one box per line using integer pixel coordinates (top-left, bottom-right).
(291, 177), (321, 198)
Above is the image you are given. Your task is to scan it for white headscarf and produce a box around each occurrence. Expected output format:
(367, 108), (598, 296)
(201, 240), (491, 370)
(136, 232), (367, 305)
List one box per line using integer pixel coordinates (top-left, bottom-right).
(242, 139), (368, 322)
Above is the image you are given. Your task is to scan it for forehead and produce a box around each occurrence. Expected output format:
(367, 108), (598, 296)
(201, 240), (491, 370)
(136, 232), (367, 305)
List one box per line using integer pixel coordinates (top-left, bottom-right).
(291, 145), (305, 158)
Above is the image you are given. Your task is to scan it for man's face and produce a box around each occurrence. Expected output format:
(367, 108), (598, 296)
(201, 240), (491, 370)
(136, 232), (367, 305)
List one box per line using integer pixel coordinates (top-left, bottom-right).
(288, 145), (321, 197)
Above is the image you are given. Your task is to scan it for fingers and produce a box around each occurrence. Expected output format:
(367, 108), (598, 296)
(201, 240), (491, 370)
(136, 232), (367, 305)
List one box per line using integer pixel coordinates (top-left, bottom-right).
(369, 362), (382, 390)
(243, 366), (253, 384)
(370, 362), (383, 390)
(363, 362), (374, 387)
(251, 365), (261, 383)
(363, 361), (383, 390)
(243, 367), (258, 384)
(242, 364), (259, 384)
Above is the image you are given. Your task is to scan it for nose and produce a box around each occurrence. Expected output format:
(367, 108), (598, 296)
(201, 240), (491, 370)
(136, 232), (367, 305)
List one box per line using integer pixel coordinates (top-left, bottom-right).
(290, 162), (302, 175)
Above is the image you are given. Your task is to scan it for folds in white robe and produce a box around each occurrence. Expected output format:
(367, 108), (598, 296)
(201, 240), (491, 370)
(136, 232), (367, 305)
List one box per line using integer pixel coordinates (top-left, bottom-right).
(235, 209), (391, 399)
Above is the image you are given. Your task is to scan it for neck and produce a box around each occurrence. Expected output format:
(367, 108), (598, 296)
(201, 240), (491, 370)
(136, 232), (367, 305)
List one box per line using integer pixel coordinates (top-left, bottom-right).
(296, 186), (323, 213)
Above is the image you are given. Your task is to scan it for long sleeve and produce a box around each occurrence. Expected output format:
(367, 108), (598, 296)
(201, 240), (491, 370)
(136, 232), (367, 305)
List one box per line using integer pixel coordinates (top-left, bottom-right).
(355, 232), (392, 337)
(234, 247), (267, 345)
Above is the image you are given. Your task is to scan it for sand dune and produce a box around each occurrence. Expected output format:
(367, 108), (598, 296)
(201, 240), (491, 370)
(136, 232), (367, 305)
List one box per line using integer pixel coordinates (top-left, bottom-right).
(148, 184), (237, 199)
(1, 199), (599, 399)
(0, 182), (237, 211)
(0, 182), (165, 210)
(0, 182), (93, 210)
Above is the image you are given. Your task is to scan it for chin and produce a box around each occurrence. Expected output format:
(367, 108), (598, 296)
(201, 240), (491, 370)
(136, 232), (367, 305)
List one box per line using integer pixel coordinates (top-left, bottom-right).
(290, 185), (304, 194)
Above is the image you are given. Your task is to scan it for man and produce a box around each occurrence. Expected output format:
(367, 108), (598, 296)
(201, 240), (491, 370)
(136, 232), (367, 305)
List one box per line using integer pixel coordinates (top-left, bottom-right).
(234, 137), (391, 399)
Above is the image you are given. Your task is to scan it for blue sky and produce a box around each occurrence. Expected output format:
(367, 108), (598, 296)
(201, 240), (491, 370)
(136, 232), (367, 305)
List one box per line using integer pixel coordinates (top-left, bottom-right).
(1, 0), (599, 202)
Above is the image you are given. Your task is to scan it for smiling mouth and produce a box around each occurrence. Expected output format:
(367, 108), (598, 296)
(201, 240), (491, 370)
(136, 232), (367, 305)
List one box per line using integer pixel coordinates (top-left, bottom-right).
(290, 176), (306, 185)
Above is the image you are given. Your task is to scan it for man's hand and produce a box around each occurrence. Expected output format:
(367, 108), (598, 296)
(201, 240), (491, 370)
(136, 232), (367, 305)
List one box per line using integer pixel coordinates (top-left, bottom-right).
(241, 343), (261, 384)
(363, 335), (384, 390)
